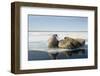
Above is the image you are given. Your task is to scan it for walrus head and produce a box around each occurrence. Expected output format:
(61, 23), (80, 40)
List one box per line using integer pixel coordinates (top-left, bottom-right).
(48, 34), (59, 48)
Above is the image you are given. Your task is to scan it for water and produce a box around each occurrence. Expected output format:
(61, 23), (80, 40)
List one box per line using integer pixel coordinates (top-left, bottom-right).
(28, 31), (88, 50)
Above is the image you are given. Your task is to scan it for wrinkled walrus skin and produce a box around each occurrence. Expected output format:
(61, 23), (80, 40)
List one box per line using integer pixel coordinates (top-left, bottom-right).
(58, 37), (85, 49)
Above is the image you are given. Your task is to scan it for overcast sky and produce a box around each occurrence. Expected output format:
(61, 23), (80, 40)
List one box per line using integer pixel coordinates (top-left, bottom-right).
(28, 15), (88, 32)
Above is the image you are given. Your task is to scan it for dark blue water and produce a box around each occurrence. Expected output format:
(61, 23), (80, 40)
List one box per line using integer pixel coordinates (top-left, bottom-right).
(28, 45), (88, 61)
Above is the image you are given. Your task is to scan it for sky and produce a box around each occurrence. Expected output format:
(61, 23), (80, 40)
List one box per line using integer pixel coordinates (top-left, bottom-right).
(28, 15), (88, 32)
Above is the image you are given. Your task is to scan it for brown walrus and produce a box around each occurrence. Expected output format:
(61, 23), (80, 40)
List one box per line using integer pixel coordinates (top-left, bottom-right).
(48, 34), (59, 48)
(58, 37), (85, 49)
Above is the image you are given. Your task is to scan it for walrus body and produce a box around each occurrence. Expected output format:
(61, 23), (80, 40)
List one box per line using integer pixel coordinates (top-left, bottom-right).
(58, 37), (85, 49)
(58, 37), (85, 56)
(48, 34), (59, 48)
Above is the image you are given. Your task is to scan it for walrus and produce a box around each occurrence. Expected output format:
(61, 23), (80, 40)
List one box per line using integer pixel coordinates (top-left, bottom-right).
(48, 34), (59, 48)
(58, 37), (84, 49)
(58, 37), (85, 56)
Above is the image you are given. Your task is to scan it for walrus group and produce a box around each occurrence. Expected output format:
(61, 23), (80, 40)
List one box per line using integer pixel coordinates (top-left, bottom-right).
(48, 34), (85, 49)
